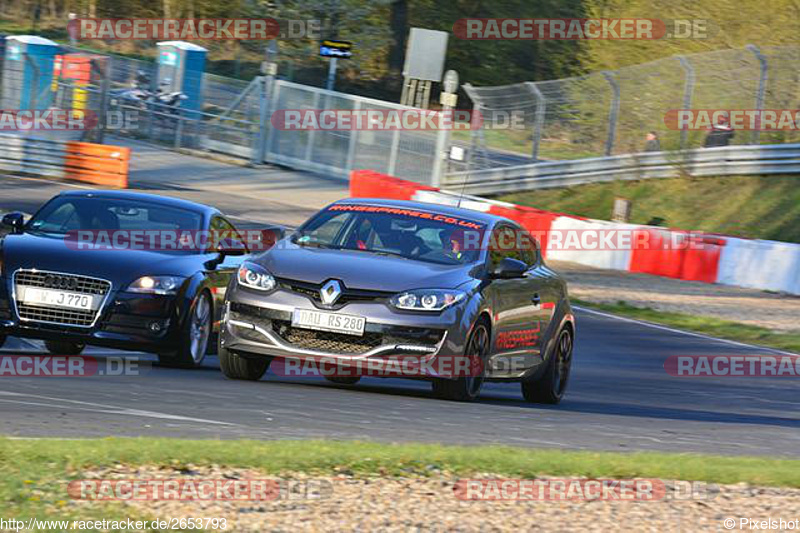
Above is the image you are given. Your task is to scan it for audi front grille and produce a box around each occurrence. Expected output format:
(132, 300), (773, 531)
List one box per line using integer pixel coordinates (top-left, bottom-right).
(13, 270), (112, 328)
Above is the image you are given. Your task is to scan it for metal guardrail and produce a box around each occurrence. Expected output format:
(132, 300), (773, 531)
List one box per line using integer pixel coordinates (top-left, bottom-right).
(442, 143), (800, 195)
(0, 134), (78, 179)
(0, 133), (130, 187)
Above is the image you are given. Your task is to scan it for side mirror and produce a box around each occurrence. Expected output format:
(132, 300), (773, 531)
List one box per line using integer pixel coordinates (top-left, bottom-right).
(489, 257), (527, 279)
(216, 238), (248, 257)
(2, 212), (25, 234)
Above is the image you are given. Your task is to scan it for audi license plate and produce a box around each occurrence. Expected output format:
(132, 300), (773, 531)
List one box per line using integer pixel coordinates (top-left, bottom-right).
(292, 309), (366, 337)
(18, 287), (99, 311)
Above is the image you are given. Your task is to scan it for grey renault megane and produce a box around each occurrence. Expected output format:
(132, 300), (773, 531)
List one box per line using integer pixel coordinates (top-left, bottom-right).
(219, 198), (575, 402)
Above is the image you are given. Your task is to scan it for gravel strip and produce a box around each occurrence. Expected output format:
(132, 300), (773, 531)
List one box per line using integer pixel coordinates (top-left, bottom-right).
(65, 465), (800, 532)
(549, 260), (800, 333)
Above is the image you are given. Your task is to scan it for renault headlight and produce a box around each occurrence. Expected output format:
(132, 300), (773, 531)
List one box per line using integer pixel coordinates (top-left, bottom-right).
(390, 289), (465, 312)
(237, 262), (276, 292)
(128, 276), (184, 295)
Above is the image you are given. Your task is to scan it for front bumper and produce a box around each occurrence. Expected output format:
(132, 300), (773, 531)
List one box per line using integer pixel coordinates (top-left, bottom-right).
(221, 283), (475, 378)
(0, 283), (182, 352)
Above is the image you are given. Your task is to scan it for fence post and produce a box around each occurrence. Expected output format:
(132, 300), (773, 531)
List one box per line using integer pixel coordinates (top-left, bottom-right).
(601, 71), (620, 156)
(304, 90), (321, 163)
(345, 99), (361, 173)
(746, 44), (768, 145)
(387, 127), (400, 176)
(26, 55), (40, 110)
(264, 81), (280, 162)
(253, 75), (273, 164)
(526, 82), (546, 161)
(174, 111), (184, 149)
(96, 57), (111, 144)
(431, 112), (449, 188)
(677, 56), (695, 150)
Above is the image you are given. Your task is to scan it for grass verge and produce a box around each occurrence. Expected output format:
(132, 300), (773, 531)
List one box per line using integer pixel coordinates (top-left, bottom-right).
(497, 174), (800, 243)
(3, 437), (800, 528)
(573, 298), (800, 354)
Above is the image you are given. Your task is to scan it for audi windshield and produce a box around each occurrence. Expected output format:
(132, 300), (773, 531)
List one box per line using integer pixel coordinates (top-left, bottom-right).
(26, 196), (204, 235)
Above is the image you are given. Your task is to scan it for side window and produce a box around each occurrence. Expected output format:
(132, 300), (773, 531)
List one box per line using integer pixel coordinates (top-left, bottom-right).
(488, 226), (523, 270)
(303, 212), (351, 244)
(29, 202), (79, 233)
(488, 225), (540, 269)
(209, 216), (245, 252)
(518, 229), (540, 267)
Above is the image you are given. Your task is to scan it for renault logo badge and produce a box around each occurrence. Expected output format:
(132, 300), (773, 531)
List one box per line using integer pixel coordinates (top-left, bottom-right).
(320, 280), (342, 306)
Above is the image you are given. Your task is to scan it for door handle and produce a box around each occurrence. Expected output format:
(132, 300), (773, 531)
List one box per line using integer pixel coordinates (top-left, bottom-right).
(531, 293), (541, 305)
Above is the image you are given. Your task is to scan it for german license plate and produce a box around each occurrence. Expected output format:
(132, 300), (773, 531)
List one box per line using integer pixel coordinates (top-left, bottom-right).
(18, 287), (99, 311)
(291, 309), (366, 336)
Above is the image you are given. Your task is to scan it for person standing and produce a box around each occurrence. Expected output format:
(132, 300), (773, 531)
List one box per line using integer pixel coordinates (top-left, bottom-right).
(644, 131), (661, 152)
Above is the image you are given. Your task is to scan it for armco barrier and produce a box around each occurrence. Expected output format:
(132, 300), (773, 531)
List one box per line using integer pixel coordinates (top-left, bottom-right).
(0, 134), (130, 188)
(349, 170), (800, 295)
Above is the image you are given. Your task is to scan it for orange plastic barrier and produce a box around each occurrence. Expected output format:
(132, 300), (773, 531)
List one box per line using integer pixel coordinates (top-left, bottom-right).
(64, 142), (130, 188)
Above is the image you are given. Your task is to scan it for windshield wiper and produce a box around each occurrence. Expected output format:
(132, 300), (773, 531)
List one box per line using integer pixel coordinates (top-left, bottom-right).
(347, 247), (413, 260)
(294, 239), (337, 249)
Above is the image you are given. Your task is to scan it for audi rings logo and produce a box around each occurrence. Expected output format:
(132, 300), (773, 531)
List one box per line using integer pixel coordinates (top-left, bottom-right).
(44, 275), (78, 290)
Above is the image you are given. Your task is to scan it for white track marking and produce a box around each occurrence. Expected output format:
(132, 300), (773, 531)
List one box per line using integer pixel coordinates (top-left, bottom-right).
(573, 305), (796, 355)
(0, 391), (236, 426)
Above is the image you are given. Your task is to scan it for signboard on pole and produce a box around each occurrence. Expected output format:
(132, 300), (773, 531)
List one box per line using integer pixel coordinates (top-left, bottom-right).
(319, 40), (353, 59)
(402, 28), (448, 82)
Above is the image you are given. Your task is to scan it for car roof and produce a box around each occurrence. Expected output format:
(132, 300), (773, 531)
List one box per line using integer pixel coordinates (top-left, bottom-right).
(332, 197), (508, 227)
(56, 190), (219, 216)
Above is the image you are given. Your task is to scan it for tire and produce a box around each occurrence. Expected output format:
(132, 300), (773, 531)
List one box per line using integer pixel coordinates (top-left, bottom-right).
(218, 342), (271, 381)
(325, 376), (361, 385)
(432, 320), (490, 402)
(521, 326), (574, 404)
(0, 334), (6, 349)
(44, 340), (85, 355)
(158, 291), (212, 369)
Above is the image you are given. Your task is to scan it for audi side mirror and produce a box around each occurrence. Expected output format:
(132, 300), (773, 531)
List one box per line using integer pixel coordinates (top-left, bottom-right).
(489, 257), (527, 279)
(2, 212), (25, 234)
(216, 238), (248, 257)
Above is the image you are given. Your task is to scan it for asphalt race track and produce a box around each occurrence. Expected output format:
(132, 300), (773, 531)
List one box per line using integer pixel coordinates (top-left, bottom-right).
(1, 307), (797, 457)
(0, 174), (798, 458)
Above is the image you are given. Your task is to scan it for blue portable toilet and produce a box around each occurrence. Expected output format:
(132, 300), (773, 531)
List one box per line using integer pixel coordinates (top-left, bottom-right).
(2, 35), (60, 109)
(155, 41), (206, 114)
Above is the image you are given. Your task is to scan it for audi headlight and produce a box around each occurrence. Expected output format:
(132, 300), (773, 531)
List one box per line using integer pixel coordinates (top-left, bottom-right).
(390, 289), (466, 312)
(128, 276), (185, 295)
(237, 262), (276, 291)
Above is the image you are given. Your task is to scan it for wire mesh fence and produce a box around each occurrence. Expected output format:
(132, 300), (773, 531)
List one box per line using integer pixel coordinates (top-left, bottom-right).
(463, 45), (800, 171)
